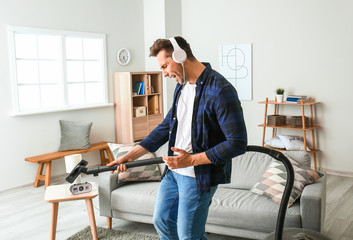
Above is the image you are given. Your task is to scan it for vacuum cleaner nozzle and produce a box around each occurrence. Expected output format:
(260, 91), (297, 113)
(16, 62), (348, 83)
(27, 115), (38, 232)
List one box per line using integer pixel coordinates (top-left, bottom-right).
(65, 159), (88, 184)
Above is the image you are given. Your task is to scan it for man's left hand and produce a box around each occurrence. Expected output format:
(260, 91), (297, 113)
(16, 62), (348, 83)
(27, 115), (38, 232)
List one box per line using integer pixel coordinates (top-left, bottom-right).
(162, 147), (195, 169)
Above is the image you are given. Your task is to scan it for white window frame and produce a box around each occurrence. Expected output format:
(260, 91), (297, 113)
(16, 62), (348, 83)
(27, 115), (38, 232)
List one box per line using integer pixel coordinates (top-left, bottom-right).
(8, 26), (111, 116)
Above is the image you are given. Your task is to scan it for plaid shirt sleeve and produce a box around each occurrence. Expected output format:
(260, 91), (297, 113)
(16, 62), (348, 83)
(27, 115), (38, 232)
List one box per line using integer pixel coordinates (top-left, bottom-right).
(139, 108), (172, 153)
(204, 84), (247, 165)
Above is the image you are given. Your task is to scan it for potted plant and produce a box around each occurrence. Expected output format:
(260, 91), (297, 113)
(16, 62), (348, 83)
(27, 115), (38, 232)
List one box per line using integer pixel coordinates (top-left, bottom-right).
(276, 88), (285, 103)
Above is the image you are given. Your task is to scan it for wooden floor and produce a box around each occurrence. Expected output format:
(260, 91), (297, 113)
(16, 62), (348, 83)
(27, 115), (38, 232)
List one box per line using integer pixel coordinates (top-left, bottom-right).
(0, 173), (352, 240)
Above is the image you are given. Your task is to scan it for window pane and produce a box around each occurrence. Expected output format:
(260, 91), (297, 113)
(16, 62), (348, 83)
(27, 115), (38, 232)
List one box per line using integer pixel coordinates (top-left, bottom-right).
(68, 83), (84, 105)
(83, 38), (102, 60)
(84, 61), (102, 82)
(85, 83), (104, 104)
(18, 85), (40, 110)
(66, 61), (84, 82)
(41, 85), (63, 108)
(38, 35), (61, 59)
(16, 60), (39, 84)
(39, 60), (61, 83)
(65, 37), (82, 59)
(14, 34), (37, 59)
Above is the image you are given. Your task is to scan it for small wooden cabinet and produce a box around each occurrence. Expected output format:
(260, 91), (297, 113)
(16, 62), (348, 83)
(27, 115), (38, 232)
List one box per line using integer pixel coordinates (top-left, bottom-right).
(113, 71), (164, 143)
(258, 97), (320, 170)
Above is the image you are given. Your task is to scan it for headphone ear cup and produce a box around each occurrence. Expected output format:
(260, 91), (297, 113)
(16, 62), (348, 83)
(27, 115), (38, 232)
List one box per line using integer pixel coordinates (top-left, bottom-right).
(172, 49), (187, 63)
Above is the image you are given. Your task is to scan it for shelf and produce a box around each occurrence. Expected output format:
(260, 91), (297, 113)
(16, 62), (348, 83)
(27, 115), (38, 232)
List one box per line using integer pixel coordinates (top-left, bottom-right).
(114, 71), (164, 143)
(258, 97), (320, 170)
(133, 93), (161, 98)
(264, 145), (320, 154)
(258, 100), (320, 106)
(258, 124), (320, 130)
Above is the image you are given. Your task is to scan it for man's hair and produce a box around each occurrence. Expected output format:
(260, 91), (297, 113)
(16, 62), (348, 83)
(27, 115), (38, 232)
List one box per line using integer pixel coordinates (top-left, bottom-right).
(149, 36), (195, 60)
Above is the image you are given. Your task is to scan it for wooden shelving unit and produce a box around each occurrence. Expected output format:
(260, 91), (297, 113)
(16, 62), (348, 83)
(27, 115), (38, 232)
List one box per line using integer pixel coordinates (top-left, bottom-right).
(113, 71), (164, 143)
(258, 97), (320, 170)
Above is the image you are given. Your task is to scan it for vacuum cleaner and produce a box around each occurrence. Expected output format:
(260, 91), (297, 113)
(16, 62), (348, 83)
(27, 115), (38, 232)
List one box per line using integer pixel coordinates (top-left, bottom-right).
(65, 146), (294, 240)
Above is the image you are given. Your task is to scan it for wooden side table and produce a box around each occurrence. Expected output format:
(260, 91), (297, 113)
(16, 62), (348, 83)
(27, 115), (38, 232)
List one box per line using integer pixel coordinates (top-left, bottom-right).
(44, 182), (99, 240)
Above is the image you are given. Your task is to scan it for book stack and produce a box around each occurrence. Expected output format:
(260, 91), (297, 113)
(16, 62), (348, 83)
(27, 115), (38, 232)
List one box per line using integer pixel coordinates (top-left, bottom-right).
(286, 95), (308, 103)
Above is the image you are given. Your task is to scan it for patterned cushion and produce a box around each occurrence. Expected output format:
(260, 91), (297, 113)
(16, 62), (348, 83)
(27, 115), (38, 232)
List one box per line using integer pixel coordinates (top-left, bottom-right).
(250, 157), (322, 207)
(108, 142), (161, 183)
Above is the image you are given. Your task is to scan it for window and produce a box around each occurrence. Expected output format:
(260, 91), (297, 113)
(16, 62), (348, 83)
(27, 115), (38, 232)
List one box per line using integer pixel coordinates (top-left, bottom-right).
(8, 26), (109, 115)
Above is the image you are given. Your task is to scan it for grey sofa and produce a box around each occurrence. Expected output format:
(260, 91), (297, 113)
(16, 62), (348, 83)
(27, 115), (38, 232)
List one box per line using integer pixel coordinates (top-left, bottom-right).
(98, 145), (326, 239)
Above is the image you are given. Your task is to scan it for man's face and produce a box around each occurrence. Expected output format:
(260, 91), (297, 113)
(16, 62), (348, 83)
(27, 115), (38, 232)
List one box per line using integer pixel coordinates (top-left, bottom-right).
(157, 49), (184, 84)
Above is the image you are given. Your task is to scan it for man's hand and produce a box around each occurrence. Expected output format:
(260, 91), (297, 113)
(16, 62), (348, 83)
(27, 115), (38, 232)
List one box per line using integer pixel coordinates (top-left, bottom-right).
(106, 145), (150, 174)
(162, 147), (195, 169)
(107, 156), (134, 174)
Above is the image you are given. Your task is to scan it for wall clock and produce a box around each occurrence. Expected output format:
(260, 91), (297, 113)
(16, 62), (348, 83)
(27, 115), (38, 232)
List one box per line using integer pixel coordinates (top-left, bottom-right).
(117, 48), (131, 65)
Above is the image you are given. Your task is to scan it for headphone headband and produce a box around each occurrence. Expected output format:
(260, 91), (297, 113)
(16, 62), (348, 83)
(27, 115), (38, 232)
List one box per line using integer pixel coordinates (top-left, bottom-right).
(169, 37), (187, 64)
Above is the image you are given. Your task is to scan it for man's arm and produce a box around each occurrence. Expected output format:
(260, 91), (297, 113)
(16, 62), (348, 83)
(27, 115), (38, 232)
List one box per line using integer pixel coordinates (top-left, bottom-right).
(107, 145), (149, 173)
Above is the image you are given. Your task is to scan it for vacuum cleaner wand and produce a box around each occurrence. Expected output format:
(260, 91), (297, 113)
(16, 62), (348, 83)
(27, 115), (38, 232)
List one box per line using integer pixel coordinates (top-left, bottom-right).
(65, 157), (163, 184)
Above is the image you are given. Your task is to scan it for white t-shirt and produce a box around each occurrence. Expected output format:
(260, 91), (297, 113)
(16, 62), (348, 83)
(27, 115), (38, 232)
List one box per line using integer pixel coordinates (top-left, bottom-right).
(172, 82), (196, 178)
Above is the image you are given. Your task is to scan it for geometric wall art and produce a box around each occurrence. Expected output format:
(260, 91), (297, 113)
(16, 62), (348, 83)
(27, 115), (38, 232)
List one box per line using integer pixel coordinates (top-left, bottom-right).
(219, 43), (252, 100)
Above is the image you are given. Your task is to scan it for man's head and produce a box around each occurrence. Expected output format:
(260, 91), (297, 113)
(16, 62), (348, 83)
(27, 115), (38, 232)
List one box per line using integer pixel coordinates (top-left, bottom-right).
(150, 36), (195, 60)
(149, 37), (196, 84)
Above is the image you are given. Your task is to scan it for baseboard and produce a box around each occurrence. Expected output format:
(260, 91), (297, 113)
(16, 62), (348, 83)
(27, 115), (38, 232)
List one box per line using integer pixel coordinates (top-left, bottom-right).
(318, 167), (353, 178)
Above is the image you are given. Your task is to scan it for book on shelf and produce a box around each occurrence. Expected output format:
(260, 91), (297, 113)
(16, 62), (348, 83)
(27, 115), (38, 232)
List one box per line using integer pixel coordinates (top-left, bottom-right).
(286, 95), (308, 103)
(139, 81), (144, 95)
(133, 81), (145, 95)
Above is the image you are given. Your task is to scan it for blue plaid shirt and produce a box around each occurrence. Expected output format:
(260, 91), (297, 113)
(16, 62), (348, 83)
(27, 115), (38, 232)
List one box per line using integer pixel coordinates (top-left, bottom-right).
(140, 63), (247, 193)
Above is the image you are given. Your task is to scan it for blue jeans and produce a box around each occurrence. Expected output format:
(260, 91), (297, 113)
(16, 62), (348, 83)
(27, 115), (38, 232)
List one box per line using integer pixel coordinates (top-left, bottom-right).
(153, 170), (217, 240)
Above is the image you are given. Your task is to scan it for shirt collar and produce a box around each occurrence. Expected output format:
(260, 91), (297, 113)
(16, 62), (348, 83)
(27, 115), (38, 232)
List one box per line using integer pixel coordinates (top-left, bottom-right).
(195, 62), (211, 86)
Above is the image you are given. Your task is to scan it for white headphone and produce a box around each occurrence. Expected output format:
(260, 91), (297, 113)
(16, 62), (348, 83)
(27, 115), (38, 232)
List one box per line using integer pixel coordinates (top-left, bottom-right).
(169, 37), (187, 64)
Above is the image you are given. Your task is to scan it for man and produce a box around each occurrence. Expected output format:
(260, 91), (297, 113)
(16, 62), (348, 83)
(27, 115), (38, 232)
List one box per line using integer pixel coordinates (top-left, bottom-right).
(108, 36), (247, 240)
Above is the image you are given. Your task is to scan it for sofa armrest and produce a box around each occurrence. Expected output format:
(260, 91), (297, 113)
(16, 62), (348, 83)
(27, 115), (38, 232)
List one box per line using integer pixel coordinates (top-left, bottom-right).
(98, 172), (125, 217)
(300, 173), (326, 232)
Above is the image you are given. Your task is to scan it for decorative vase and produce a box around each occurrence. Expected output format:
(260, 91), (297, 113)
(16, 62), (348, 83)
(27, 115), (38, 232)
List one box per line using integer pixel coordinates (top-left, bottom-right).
(276, 94), (284, 103)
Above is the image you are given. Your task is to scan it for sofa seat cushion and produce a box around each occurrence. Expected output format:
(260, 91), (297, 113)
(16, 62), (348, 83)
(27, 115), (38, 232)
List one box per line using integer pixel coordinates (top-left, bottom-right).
(111, 181), (160, 216)
(207, 188), (301, 233)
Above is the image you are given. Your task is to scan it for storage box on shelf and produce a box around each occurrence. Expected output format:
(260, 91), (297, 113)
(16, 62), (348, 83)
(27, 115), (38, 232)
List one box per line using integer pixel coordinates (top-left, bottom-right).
(113, 72), (164, 143)
(258, 97), (320, 170)
(267, 115), (286, 126)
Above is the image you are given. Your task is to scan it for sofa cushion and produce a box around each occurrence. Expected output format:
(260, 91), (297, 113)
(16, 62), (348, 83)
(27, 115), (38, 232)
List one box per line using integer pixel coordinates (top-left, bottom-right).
(283, 151), (311, 168)
(221, 151), (311, 190)
(58, 120), (92, 151)
(207, 188), (301, 233)
(110, 182), (302, 233)
(250, 157), (322, 207)
(223, 151), (275, 190)
(111, 182), (160, 216)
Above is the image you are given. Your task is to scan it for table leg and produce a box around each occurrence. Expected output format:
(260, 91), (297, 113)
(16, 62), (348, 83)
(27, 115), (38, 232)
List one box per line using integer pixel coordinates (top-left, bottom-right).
(50, 202), (59, 240)
(85, 199), (98, 240)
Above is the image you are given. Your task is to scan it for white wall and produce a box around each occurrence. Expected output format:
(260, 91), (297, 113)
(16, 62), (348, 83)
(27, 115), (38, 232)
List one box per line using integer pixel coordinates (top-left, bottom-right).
(143, 0), (181, 113)
(0, 0), (146, 191)
(181, 0), (353, 174)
